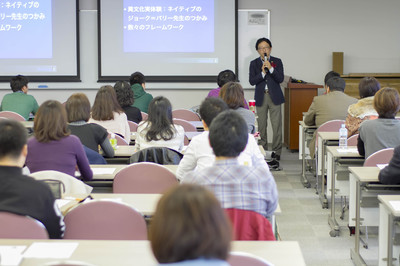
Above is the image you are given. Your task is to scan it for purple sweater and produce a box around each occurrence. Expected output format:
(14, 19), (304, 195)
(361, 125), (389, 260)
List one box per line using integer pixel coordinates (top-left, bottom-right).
(207, 87), (250, 109)
(26, 135), (93, 181)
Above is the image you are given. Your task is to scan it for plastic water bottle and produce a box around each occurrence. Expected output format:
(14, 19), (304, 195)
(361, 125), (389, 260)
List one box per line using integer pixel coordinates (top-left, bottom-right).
(110, 133), (118, 150)
(339, 124), (347, 149)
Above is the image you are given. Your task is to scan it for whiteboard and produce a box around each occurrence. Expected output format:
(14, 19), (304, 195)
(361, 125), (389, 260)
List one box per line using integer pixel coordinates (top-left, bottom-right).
(238, 9), (270, 90)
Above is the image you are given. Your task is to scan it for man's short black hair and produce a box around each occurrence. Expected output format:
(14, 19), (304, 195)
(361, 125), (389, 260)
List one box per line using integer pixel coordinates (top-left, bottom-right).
(0, 120), (27, 160)
(129, 71), (146, 85)
(209, 110), (248, 157)
(199, 98), (228, 127)
(255, 37), (272, 50)
(217, 70), (237, 87)
(10, 75), (29, 92)
(326, 76), (346, 92)
(324, 71), (340, 86)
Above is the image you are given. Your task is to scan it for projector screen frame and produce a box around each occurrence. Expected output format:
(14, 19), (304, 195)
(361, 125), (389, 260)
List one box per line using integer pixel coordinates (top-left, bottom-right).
(97, 0), (238, 83)
(0, 0), (81, 83)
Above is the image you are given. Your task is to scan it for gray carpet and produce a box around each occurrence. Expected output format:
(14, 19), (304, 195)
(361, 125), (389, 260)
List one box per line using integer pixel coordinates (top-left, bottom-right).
(276, 148), (378, 266)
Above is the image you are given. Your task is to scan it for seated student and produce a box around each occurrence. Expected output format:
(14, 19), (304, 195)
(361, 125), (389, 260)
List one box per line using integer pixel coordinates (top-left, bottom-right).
(149, 184), (231, 266)
(26, 100), (93, 181)
(114, 81), (142, 123)
(65, 93), (114, 158)
(207, 69), (249, 109)
(89, 85), (131, 143)
(304, 75), (357, 157)
(129, 71), (153, 113)
(219, 82), (256, 134)
(135, 96), (185, 152)
(0, 120), (64, 239)
(358, 87), (400, 158)
(345, 77), (380, 137)
(176, 98), (265, 181)
(0, 75), (39, 120)
(378, 145), (400, 184)
(182, 110), (278, 218)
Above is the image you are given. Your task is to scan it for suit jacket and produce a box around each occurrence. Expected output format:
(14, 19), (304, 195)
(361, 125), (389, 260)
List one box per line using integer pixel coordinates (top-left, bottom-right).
(304, 91), (357, 157)
(304, 91), (357, 128)
(379, 145), (400, 184)
(249, 56), (285, 106)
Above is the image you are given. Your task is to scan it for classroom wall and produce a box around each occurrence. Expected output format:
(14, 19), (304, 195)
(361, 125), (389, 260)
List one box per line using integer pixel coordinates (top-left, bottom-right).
(1, 0), (399, 111)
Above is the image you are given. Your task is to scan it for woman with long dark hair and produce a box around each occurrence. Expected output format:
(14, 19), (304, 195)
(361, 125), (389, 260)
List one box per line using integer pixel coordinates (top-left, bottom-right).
(135, 96), (184, 151)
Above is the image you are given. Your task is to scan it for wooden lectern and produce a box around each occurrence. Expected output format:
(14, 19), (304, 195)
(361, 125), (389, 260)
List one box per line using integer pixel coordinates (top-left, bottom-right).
(284, 82), (323, 150)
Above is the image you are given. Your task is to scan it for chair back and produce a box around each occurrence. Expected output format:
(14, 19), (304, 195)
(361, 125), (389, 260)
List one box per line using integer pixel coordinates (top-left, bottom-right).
(228, 252), (273, 266)
(128, 121), (139, 132)
(141, 112), (148, 121)
(225, 208), (275, 241)
(173, 118), (197, 132)
(129, 147), (183, 165)
(30, 170), (93, 196)
(0, 212), (49, 239)
(108, 133), (129, 145)
(172, 109), (200, 121)
(0, 111), (25, 121)
(364, 148), (395, 167)
(113, 162), (178, 193)
(63, 200), (147, 240)
(347, 134), (358, 146)
(315, 120), (344, 148)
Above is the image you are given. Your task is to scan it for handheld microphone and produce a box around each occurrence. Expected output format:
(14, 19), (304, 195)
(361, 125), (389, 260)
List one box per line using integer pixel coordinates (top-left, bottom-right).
(264, 53), (268, 72)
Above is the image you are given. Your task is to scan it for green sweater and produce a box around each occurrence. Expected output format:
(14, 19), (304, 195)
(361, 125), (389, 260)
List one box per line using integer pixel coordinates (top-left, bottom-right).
(131, 84), (153, 113)
(0, 92), (39, 120)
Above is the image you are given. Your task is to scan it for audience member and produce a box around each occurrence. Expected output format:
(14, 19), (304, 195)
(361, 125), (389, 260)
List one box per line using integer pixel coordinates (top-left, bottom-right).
(89, 85), (131, 143)
(135, 96), (184, 152)
(378, 144), (400, 184)
(207, 69), (249, 109)
(219, 82), (256, 133)
(149, 184), (231, 265)
(176, 98), (265, 181)
(26, 100), (93, 180)
(345, 77), (380, 137)
(0, 75), (39, 120)
(65, 93), (114, 158)
(129, 71), (153, 113)
(358, 87), (400, 158)
(0, 119), (65, 239)
(304, 76), (357, 157)
(114, 81), (142, 123)
(183, 110), (278, 218)
(323, 71), (341, 90)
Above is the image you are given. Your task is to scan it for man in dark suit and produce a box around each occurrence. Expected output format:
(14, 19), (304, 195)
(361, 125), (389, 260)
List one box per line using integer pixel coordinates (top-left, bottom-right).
(249, 37), (285, 160)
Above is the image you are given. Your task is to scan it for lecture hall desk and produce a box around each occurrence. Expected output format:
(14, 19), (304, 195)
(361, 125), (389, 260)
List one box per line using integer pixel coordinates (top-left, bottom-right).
(0, 239), (305, 266)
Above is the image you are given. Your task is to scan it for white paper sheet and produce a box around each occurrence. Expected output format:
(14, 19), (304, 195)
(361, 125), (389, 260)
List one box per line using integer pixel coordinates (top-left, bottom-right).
(91, 168), (116, 175)
(23, 242), (78, 259)
(389, 201), (400, 211)
(55, 199), (74, 209)
(0, 246), (26, 266)
(336, 148), (358, 153)
(377, 164), (389, 170)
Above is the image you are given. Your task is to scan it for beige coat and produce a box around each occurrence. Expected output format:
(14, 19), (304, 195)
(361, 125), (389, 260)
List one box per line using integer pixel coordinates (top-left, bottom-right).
(304, 91), (358, 157)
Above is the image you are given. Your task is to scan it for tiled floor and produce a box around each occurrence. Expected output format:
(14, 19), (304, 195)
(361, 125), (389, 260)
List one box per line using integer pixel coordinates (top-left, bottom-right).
(276, 148), (379, 266)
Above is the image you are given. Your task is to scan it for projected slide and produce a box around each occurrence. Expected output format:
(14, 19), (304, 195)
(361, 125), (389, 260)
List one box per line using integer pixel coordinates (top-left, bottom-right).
(0, 0), (79, 81)
(0, 0), (52, 58)
(123, 0), (214, 53)
(99, 0), (236, 82)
